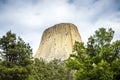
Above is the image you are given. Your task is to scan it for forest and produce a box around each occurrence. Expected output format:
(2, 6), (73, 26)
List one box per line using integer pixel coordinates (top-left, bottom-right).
(0, 28), (120, 80)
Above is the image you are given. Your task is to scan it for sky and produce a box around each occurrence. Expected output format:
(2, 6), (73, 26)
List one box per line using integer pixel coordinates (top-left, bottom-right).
(0, 0), (120, 55)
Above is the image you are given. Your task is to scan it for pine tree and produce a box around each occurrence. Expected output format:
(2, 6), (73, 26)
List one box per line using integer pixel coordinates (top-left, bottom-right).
(0, 31), (34, 80)
(67, 28), (120, 80)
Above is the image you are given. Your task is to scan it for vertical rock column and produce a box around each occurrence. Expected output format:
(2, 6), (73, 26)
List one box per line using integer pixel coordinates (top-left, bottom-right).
(34, 23), (82, 61)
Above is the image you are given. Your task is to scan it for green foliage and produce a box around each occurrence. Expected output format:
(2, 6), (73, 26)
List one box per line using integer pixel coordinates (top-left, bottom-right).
(0, 28), (119, 80)
(33, 58), (74, 80)
(0, 31), (32, 66)
(0, 65), (34, 80)
(66, 28), (120, 80)
(0, 31), (73, 80)
(0, 31), (34, 80)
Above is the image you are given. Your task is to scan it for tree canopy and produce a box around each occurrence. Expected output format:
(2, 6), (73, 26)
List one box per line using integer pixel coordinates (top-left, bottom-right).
(0, 31), (34, 80)
(0, 28), (120, 80)
(66, 28), (120, 80)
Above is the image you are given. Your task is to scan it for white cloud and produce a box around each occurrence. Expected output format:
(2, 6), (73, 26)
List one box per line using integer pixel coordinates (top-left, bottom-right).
(0, 0), (120, 55)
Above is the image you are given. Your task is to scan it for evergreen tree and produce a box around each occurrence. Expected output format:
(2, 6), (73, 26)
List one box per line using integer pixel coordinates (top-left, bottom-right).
(67, 28), (120, 80)
(0, 31), (33, 80)
(33, 58), (74, 80)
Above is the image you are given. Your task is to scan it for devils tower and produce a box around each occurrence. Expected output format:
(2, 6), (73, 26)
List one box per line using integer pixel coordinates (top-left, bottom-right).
(34, 23), (82, 61)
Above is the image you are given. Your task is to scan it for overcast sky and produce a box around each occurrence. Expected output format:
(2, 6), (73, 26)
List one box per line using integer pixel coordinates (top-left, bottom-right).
(0, 0), (120, 55)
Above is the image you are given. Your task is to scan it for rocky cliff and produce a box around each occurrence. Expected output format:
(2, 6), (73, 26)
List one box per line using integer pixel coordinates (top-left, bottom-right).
(34, 23), (82, 61)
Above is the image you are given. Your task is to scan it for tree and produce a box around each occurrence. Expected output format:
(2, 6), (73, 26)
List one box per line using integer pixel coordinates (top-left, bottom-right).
(66, 28), (120, 80)
(0, 31), (74, 80)
(33, 58), (74, 80)
(0, 31), (34, 80)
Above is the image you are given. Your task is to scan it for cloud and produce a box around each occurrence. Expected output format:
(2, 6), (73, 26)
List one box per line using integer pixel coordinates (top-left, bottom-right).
(0, 0), (120, 55)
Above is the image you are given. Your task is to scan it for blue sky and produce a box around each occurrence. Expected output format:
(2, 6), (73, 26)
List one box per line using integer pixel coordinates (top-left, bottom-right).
(0, 0), (120, 55)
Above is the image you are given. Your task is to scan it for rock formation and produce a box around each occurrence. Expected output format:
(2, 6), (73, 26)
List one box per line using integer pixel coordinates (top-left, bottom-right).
(34, 23), (82, 61)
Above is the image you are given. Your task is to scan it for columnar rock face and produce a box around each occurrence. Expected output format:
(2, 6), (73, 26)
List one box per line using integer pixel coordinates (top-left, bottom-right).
(34, 23), (82, 61)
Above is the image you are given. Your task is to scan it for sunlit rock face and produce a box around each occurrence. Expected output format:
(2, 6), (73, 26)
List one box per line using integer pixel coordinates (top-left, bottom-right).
(34, 23), (82, 61)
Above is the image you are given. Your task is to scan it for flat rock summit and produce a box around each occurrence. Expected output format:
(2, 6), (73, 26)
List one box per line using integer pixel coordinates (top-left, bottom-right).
(34, 23), (82, 61)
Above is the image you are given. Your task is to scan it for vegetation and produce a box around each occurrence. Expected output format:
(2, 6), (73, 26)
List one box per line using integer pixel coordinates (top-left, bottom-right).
(66, 28), (120, 80)
(0, 27), (120, 80)
(33, 58), (73, 80)
(0, 31), (34, 80)
(0, 31), (73, 80)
